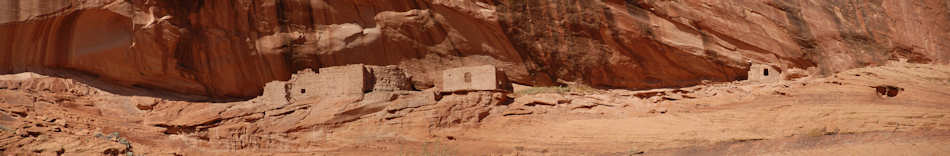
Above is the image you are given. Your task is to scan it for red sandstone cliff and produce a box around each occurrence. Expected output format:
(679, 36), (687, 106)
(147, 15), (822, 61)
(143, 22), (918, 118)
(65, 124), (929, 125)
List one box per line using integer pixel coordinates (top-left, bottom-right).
(2, 0), (948, 98)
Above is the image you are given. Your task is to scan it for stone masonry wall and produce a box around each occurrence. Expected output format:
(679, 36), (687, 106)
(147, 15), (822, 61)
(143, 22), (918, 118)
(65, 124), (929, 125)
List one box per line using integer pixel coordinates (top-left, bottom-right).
(367, 65), (412, 91)
(441, 65), (512, 92)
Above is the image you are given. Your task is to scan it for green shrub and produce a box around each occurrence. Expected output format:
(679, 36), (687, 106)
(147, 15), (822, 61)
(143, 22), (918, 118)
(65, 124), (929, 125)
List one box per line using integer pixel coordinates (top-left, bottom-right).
(515, 83), (601, 96)
(567, 83), (601, 94)
(515, 86), (570, 95)
(804, 127), (839, 137)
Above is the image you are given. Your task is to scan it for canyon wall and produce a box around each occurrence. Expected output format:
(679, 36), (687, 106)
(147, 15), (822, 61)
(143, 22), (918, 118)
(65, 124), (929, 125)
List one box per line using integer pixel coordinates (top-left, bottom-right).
(1, 0), (948, 98)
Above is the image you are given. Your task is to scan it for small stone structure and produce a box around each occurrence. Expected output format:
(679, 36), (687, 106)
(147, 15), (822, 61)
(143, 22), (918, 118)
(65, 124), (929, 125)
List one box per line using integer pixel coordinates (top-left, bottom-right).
(286, 64), (412, 102)
(748, 63), (780, 81)
(289, 64), (369, 101)
(366, 65), (412, 91)
(255, 81), (289, 105)
(440, 65), (513, 93)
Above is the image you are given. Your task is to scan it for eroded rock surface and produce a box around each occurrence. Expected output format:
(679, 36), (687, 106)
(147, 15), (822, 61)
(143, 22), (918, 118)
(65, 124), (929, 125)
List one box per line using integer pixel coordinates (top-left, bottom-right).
(3, 0), (947, 98)
(2, 62), (950, 155)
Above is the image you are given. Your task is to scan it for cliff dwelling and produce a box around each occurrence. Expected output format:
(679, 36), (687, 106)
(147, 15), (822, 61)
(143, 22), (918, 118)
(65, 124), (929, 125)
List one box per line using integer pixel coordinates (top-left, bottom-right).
(4, 0), (950, 155)
(441, 65), (513, 93)
(286, 64), (411, 102)
(748, 63), (781, 81)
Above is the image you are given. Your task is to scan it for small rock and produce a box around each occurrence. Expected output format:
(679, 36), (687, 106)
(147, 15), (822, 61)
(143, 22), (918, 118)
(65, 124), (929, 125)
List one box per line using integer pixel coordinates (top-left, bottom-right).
(648, 109), (668, 114)
(132, 97), (160, 110)
(503, 108), (533, 116)
(514, 93), (569, 106)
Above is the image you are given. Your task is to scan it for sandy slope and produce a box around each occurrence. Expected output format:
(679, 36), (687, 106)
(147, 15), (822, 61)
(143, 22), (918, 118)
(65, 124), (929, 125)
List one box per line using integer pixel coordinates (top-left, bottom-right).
(1, 62), (948, 155)
(341, 61), (950, 155)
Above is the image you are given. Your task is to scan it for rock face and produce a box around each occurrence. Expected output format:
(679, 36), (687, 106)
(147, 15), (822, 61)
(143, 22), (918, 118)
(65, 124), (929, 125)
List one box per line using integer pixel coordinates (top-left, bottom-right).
(3, 62), (950, 155)
(1, 0), (948, 98)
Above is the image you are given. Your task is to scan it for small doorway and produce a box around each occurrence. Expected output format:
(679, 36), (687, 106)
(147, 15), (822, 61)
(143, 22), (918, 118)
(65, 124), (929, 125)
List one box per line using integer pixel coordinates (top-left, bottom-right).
(464, 72), (472, 83)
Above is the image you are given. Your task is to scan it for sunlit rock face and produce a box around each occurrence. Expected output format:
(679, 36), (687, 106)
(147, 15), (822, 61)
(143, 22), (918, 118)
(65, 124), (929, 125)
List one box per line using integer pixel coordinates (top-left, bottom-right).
(1, 0), (948, 98)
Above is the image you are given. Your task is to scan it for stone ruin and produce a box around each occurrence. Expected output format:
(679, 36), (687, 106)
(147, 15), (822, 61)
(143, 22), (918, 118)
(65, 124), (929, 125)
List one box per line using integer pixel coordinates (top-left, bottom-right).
(748, 63), (781, 81)
(289, 64), (368, 99)
(262, 64), (512, 103)
(366, 65), (412, 91)
(440, 65), (513, 93)
(285, 64), (412, 102)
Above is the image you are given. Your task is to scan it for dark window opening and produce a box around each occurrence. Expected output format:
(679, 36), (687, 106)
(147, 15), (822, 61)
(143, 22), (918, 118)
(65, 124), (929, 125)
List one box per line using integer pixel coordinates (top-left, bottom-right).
(873, 85), (902, 97)
(763, 69), (769, 76)
(300, 89), (306, 94)
(464, 72), (472, 83)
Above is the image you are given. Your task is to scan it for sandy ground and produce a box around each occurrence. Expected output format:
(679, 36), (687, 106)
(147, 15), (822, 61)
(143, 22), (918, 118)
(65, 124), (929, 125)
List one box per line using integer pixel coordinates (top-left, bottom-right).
(1, 62), (949, 155)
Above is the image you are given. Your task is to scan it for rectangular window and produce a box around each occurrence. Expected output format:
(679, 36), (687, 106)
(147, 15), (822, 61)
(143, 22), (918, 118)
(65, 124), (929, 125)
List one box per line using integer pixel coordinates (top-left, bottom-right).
(464, 72), (472, 83)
